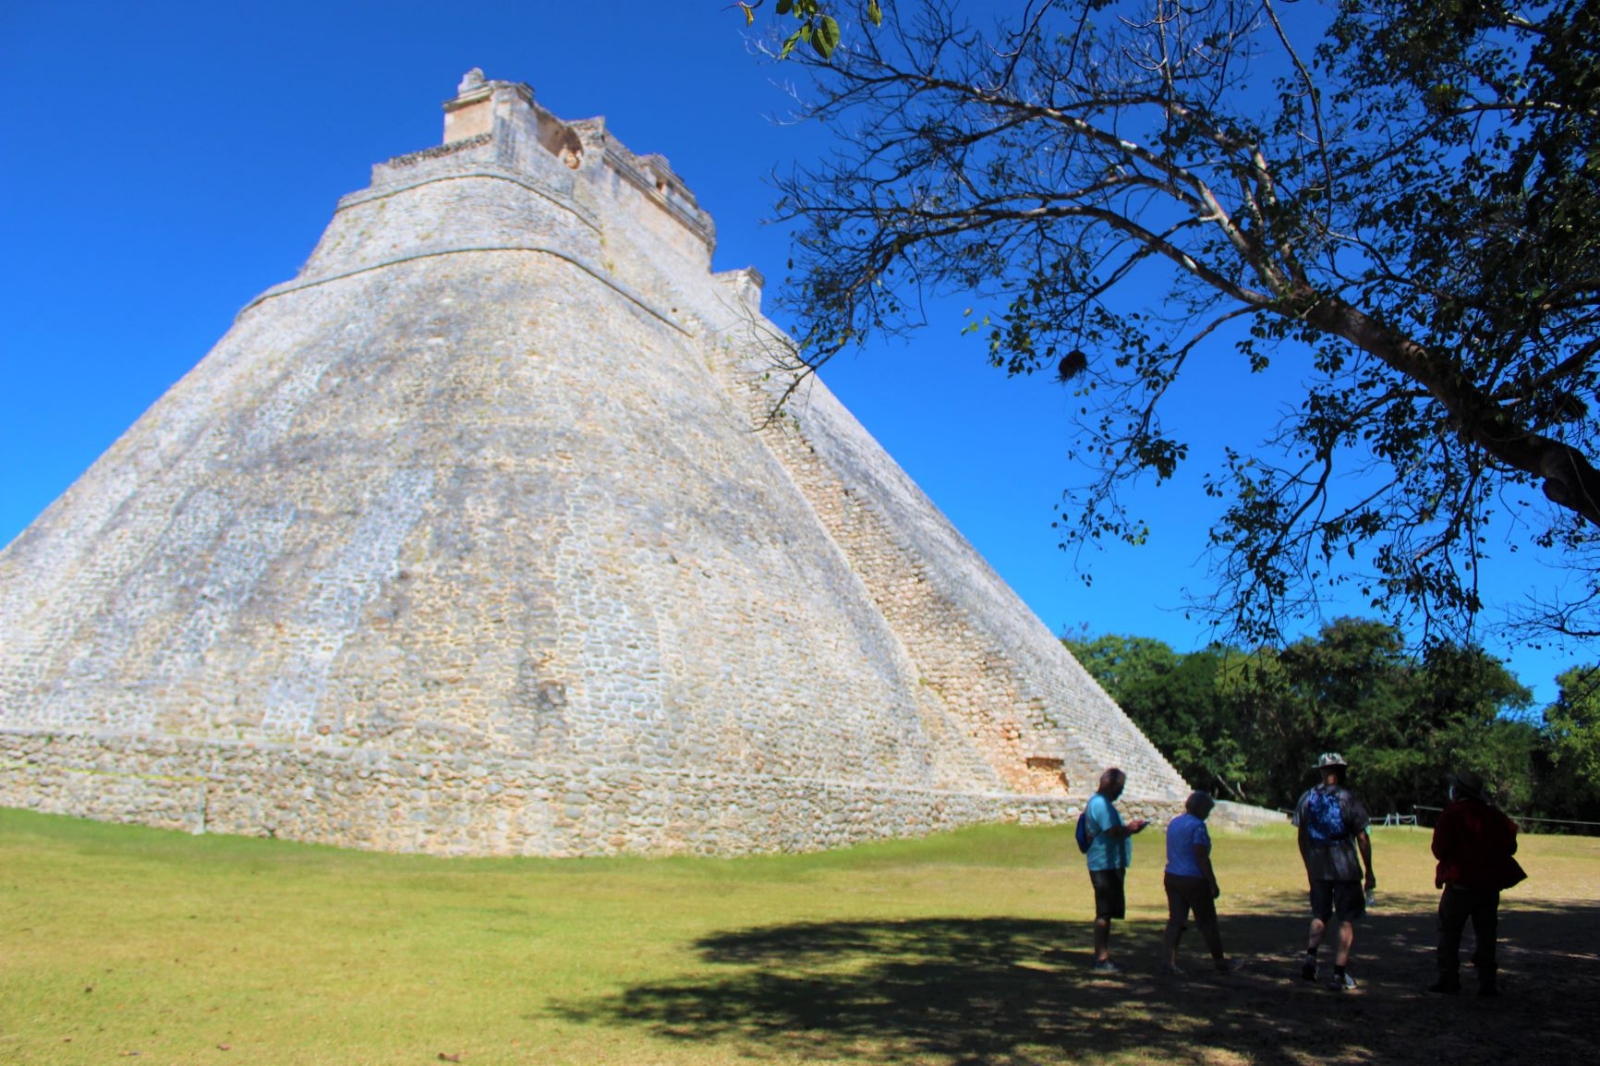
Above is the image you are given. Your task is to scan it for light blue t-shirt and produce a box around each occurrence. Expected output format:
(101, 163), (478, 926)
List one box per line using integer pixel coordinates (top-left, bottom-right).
(1084, 792), (1131, 871)
(1164, 812), (1212, 879)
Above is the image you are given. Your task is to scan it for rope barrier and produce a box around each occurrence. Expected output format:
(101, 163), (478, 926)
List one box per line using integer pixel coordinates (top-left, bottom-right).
(1413, 804), (1600, 829)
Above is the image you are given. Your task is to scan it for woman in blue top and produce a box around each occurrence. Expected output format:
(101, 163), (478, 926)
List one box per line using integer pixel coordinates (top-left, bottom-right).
(1163, 790), (1241, 975)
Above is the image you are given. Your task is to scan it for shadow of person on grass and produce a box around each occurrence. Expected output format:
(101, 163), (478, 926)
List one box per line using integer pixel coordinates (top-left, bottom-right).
(552, 901), (1599, 1066)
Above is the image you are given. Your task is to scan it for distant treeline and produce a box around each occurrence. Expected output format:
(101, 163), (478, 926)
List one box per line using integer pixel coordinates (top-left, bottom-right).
(1064, 619), (1600, 828)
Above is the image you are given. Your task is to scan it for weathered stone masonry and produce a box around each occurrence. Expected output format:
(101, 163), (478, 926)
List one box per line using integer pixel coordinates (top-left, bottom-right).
(0, 70), (1189, 854)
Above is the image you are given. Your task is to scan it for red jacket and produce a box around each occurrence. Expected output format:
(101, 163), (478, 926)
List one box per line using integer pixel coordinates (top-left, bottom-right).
(1432, 799), (1527, 891)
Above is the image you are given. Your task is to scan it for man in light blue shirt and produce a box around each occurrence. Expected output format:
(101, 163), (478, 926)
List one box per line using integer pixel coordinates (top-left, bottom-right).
(1084, 767), (1148, 973)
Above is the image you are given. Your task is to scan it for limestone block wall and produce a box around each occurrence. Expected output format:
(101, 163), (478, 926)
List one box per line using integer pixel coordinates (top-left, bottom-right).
(797, 380), (1187, 795)
(560, 86), (1187, 806)
(293, 166), (602, 285)
(720, 346), (1186, 804)
(2, 250), (989, 786)
(0, 71), (1192, 855)
(0, 731), (1182, 856)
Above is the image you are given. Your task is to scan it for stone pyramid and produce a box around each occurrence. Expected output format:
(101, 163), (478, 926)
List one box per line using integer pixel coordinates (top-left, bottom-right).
(0, 71), (1187, 855)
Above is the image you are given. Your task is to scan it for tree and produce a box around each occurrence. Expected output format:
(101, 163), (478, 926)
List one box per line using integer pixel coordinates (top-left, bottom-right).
(1072, 620), (1535, 813)
(1410, 640), (1537, 809)
(1537, 665), (1600, 820)
(1065, 634), (1253, 798)
(1220, 618), (1533, 812)
(1251, 618), (1420, 811)
(772, 0), (1600, 644)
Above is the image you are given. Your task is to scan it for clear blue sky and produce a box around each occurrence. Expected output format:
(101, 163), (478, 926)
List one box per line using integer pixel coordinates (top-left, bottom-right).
(0, 1), (1583, 706)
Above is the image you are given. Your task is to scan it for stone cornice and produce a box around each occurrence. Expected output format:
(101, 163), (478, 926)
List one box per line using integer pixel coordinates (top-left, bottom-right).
(335, 165), (600, 233)
(383, 132), (493, 169)
(241, 244), (692, 337)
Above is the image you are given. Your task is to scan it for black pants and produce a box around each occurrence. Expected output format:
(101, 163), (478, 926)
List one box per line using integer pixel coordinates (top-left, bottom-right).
(1437, 885), (1500, 987)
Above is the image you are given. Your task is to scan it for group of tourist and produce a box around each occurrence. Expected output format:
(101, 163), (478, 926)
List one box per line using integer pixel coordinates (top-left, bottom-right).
(1078, 754), (1527, 995)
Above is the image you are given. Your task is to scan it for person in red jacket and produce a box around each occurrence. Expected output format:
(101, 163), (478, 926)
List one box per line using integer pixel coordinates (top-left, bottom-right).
(1429, 770), (1527, 996)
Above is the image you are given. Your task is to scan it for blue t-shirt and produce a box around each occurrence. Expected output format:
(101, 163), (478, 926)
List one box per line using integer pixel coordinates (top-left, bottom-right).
(1084, 792), (1131, 871)
(1164, 812), (1211, 879)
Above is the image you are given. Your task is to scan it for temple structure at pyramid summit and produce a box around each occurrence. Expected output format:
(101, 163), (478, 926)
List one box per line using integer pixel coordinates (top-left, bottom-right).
(0, 71), (1196, 856)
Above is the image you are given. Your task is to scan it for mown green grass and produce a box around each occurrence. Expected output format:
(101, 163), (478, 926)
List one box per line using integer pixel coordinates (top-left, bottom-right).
(2, 809), (1596, 1066)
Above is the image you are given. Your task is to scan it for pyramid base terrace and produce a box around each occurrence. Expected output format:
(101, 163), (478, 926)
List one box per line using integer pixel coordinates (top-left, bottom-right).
(0, 729), (1182, 856)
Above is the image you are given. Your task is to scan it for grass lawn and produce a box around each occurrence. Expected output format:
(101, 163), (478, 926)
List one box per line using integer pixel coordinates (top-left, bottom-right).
(2, 808), (1596, 1066)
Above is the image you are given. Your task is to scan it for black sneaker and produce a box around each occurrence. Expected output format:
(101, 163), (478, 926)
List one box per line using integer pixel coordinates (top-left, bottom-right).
(1329, 970), (1357, 991)
(1301, 958), (1318, 981)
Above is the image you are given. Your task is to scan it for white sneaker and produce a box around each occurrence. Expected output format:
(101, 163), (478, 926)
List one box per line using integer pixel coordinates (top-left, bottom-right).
(1328, 970), (1357, 991)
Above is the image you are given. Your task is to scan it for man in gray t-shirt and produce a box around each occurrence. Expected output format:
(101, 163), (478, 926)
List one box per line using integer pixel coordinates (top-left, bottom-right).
(1293, 753), (1375, 991)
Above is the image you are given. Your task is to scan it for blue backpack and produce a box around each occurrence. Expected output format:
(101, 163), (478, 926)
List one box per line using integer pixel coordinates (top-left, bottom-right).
(1075, 803), (1097, 853)
(1302, 787), (1347, 842)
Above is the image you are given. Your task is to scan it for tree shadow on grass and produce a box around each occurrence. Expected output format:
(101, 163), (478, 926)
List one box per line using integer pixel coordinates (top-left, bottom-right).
(553, 899), (1600, 1065)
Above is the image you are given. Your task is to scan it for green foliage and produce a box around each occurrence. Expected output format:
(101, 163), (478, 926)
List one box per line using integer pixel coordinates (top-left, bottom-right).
(737, 0), (879, 60)
(1065, 634), (1252, 801)
(1537, 665), (1600, 819)
(1412, 641), (1543, 811)
(1068, 619), (1538, 815)
(772, 0), (1600, 644)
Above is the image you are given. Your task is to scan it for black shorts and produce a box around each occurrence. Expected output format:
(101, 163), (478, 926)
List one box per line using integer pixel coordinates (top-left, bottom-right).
(1090, 867), (1127, 920)
(1164, 872), (1218, 925)
(1309, 879), (1366, 923)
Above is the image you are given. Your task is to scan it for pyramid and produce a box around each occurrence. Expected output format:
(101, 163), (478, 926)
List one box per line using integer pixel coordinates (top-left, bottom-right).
(0, 71), (1187, 855)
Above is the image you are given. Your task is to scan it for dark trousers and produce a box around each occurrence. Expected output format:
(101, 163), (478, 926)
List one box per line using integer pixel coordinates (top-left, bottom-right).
(1437, 885), (1500, 987)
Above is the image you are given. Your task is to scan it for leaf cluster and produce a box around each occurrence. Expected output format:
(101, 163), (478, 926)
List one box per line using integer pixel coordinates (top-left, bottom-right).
(739, 0), (883, 59)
